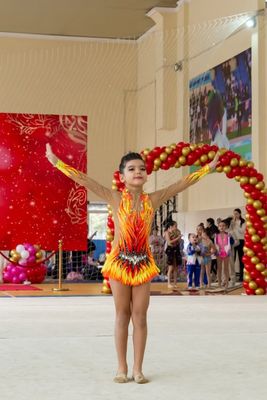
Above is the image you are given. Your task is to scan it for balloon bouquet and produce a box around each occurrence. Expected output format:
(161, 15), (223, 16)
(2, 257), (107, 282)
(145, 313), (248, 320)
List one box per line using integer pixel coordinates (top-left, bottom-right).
(3, 243), (47, 284)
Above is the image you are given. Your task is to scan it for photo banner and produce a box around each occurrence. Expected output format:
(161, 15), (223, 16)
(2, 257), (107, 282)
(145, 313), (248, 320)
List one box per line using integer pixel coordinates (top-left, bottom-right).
(0, 113), (88, 250)
(189, 48), (252, 170)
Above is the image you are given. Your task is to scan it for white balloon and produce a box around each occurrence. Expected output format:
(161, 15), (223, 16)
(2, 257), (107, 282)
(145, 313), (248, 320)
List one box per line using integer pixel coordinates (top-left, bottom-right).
(21, 250), (30, 259)
(16, 244), (25, 253)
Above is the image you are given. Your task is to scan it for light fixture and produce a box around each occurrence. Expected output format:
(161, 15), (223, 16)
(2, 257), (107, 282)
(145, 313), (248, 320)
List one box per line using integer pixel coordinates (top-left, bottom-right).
(174, 61), (183, 72)
(245, 18), (256, 29)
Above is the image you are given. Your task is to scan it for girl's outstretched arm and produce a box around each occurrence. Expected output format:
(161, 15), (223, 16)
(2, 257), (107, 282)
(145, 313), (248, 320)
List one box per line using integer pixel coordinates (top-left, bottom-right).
(46, 143), (115, 203)
(150, 152), (220, 209)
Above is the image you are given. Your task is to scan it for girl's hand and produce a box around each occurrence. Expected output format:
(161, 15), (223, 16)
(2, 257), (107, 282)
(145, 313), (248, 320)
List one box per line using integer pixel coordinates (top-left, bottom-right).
(46, 143), (58, 166)
(208, 152), (220, 170)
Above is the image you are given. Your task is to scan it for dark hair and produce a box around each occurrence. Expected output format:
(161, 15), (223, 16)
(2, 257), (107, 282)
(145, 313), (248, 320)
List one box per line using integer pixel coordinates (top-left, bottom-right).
(207, 218), (215, 225)
(119, 152), (144, 174)
(222, 217), (232, 229)
(207, 91), (225, 139)
(166, 220), (176, 230)
(234, 208), (245, 226)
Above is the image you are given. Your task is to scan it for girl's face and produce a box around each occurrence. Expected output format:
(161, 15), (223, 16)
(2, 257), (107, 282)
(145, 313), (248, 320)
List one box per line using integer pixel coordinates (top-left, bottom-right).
(120, 159), (147, 188)
(189, 234), (198, 244)
(202, 231), (208, 240)
(233, 210), (241, 220)
(196, 225), (204, 235)
(218, 222), (226, 232)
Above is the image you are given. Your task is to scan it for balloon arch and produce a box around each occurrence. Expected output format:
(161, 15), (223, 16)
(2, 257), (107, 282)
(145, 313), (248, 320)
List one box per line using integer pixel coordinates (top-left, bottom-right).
(103, 142), (267, 296)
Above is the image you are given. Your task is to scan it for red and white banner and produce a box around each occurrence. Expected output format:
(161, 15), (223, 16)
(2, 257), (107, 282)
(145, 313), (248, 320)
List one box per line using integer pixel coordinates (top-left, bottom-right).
(0, 113), (88, 250)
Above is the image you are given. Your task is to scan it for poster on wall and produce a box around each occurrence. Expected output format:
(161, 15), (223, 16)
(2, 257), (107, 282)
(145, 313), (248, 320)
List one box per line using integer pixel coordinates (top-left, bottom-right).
(189, 48), (252, 164)
(0, 113), (88, 250)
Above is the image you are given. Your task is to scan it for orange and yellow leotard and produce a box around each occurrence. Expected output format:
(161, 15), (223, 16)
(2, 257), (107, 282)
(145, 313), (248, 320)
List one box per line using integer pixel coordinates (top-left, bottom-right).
(101, 189), (159, 286)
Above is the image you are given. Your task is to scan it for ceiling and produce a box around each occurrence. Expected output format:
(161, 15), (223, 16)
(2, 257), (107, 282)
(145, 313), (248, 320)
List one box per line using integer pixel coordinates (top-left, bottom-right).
(0, 0), (178, 40)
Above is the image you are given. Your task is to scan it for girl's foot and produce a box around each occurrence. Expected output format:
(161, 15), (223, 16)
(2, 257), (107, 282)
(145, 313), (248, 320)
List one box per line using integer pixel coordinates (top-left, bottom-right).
(132, 372), (149, 384)
(167, 284), (173, 289)
(113, 372), (128, 383)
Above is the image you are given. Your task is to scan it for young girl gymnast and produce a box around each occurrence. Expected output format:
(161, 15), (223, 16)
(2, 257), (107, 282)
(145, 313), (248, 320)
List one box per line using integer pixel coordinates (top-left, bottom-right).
(46, 143), (218, 384)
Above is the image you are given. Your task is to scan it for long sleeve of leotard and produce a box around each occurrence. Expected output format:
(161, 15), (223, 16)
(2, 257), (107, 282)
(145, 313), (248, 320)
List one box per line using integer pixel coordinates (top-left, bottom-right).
(55, 159), (115, 204)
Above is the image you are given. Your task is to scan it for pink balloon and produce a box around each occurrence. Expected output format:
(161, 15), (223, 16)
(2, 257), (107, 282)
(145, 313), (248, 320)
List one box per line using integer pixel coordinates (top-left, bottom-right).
(12, 276), (20, 284)
(3, 272), (11, 282)
(19, 272), (27, 282)
(11, 267), (18, 276)
(6, 263), (13, 271)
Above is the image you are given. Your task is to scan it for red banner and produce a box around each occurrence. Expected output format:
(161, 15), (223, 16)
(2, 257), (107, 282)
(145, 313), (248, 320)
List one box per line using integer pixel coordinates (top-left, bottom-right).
(0, 113), (88, 250)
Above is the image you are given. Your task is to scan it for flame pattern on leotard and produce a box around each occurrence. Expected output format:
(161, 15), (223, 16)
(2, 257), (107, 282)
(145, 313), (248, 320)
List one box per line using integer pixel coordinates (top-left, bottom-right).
(102, 189), (159, 286)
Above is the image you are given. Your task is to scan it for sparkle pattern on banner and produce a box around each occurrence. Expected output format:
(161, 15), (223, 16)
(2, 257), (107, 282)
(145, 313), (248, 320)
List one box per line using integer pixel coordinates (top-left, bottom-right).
(0, 113), (88, 251)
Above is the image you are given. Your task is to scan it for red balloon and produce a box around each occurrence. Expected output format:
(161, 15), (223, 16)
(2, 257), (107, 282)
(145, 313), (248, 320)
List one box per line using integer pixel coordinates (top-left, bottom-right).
(243, 282), (249, 289)
(255, 278), (266, 288)
(246, 288), (255, 295)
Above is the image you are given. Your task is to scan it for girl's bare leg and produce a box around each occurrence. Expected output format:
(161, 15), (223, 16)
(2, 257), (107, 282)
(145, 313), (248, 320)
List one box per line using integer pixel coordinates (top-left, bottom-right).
(206, 263), (211, 288)
(131, 282), (151, 378)
(200, 265), (205, 287)
(223, 257), (230, 289)
(109, 279), (132, 375)
(217, 258), (222, 288)
(167, 265), (174, 288)
(173, 265), (178, 287)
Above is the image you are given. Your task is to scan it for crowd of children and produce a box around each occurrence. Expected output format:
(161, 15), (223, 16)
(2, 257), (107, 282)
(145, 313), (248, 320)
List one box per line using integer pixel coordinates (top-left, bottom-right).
(149, 208), (245, 291)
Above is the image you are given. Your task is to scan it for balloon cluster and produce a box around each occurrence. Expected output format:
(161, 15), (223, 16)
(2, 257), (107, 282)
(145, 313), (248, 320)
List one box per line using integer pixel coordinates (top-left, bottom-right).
(3, 243), (47, 284)
(104, 142), (267, 295)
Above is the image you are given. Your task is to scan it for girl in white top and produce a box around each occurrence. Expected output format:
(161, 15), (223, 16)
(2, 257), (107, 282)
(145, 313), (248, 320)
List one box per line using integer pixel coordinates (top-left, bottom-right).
(230, 208), (246, 282)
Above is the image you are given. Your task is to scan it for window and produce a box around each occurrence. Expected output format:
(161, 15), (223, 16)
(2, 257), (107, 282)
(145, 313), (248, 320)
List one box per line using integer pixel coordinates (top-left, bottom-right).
(88, 203), (108, 240)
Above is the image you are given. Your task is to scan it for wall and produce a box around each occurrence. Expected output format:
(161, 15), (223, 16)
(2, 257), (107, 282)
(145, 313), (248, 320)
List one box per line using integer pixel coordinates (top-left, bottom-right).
(0, 36), (138, 201)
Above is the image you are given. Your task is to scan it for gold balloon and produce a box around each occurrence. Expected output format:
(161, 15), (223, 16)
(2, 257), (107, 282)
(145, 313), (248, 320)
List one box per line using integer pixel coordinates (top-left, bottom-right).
(261, 269), (267, 277)
(101, 286), (112, 294)
(200, 154), (208, 163)
(255, 288), (265, 295)
(182, 147), (191, 156)
(243, 246), (248, 253)
(35, 251), (43, 259)
(245, 213), (250, 220)
(251, 234), (260, 243)
(153, 165), (159, 171)
(256, 263), (265, 272)
(230, 158), (239, 167)
(248, 281), (258, 290)
(263, 223), (267, 230)
(239, 159), (247, 166)
(190, 144), (197, 151)
(208, 151), (215, 160)
(179, 156), (186, 165)
(240, 176), (249, 184)
(194, 160), (201, 166)
(256, 209), (266, 216)
(10, 249), (17, 256)
(160, 152), (168, 161)
(108, 210), (113, 216)
(165, 146), (173, 154)
(248, 227), (256, 235)
(170, 143), (177, 149)
(255, 182), (265, 190)
(249, 177), (258, 185)
(106, 234), (114, 242)
(174, 161), (181, 168)
(247, 161), (254, 168)
(216, 166), (223, 173)
(244, 274), (251, 282)
(235, 176), (241, 181)
(112, 184), (117, 190)
(143, 148), (150, 156)
(246, 249), (255, 257)
(261, 237), (267, 245)
(247, 198), (254, 205)
(246, 221), (253, 227)
(251, 256), (260, 264)
(218, 148), (227, 155)
(261, 216), (267, 222)
(154, 158), (162, 166)
(11, 254), (21, 262)
(244, 192), (250, 199)
(253, 200), (262, 209)
(223, 166), (231, 174)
